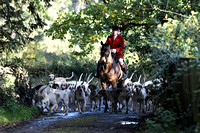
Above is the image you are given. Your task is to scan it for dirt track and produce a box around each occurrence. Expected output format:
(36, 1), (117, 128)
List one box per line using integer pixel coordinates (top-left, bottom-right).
(41, 112), (147, 133)
(1, 104), (148, 133)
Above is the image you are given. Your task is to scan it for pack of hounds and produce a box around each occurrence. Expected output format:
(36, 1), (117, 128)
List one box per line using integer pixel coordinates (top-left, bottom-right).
(33, 71), (164, 115)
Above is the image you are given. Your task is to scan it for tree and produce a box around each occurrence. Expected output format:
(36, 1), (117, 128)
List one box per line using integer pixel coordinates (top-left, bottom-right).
(0, 0), (53, 55)
(46, 0), (199, 57)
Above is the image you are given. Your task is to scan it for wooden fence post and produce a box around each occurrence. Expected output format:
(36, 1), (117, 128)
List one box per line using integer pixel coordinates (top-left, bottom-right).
(178, 57), (200, 123)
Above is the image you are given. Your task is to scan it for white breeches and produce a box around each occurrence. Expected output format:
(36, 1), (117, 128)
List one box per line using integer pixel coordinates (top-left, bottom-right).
(119, 58), (124, 65)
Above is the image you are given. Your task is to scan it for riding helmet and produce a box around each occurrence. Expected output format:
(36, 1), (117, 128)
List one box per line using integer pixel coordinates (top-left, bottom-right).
(112, 25), (119, 31)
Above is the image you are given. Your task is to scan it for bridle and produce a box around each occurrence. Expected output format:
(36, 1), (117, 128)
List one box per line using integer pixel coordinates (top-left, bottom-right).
(100, 45), (114, 73)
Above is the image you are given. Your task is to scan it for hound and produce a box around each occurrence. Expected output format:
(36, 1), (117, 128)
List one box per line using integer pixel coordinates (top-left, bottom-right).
(143, 77), (164, 112)
(67, 73), (94, 96)
(32, 84), (44, 106)
(34, 82), (54, 107)
(42, 90), (69, 115)
(61, 82), (77, 111)
(118, 71), (136, 114)
(132, 75), (148, 113)
(75, 83), (86, 114)
(105, 87), (122, 113)
(49, 72), (74, 89)
(88, 83), (100, 112)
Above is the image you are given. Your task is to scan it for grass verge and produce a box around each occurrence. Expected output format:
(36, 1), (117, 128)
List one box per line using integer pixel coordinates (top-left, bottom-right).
(0, 104), (42, 128)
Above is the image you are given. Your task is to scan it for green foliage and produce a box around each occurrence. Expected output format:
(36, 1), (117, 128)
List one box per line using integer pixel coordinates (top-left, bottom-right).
(149, 12), (200, 58)
(140, 13), (200, 131)
(136, 12), (200, 78)
(145, 108), (178, 132)
(29, 54), (97, 86)
(0, 0), (54, 55)
(0, 104), (42, 124)
(46, 0), (199, 57)
(3, 100), (18, 113)
(0, 0), (199, 130)
(0, 72), (17, 102)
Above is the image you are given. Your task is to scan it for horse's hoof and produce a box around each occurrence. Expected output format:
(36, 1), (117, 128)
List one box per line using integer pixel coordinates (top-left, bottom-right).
(90, 109), (93, 112)
(65, 113), (68, 115)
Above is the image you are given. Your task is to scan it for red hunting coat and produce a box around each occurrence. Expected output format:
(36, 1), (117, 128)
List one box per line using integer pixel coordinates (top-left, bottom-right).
(106, 34), (125, 60)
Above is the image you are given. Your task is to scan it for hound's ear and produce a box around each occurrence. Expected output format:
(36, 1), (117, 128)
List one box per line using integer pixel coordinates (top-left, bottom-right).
(83, 86), (86, 90)
(101, 41), (104, 45)
(65, 83), (68, 87)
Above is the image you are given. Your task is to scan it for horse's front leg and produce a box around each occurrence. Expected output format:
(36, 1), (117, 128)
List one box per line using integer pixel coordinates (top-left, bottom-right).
(90, 98), (93, 112)
(112, 90), (118, 114)
(118, 95), (125, 112)
(94, 99), (98, 109)
(101, 82), (109, 113)
(111, 82), (117, 90)
(125, 97), (130, 114)
(104, 96), (108, 113)
(111, 81), (119, 114)
(99, 96), (101, 111)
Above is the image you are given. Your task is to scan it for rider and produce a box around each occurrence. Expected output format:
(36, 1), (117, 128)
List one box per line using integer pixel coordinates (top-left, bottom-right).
(95, 25), (128, 80)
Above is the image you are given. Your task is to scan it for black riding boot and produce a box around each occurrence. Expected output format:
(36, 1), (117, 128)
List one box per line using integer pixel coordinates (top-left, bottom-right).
(121, 64), (127, 80)
(95, 61), (100, 78)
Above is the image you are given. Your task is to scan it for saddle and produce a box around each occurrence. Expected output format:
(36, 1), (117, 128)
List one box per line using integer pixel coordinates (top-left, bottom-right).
(112, 53), (129, 74)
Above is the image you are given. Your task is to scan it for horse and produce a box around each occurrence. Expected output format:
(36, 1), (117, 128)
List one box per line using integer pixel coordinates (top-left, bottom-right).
(98, 41), (125, 113)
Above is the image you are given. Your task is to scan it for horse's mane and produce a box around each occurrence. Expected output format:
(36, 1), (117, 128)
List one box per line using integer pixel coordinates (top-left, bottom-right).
(100, 41), (119, 64)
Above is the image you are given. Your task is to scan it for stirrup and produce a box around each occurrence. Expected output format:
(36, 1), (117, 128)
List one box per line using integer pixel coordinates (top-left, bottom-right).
(122, 74), (127, 80)
(94, 72), (99, 78)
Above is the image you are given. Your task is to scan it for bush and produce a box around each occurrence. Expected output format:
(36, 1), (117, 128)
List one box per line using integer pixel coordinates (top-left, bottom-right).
(145, 108), (177, 132)
(0, 71), (17, 103)
(140, 13), (200, 132)
(3, 100), (18, 113)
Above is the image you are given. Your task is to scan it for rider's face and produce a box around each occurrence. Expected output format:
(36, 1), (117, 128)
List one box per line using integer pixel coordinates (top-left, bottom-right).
(113, 30), (119, 36)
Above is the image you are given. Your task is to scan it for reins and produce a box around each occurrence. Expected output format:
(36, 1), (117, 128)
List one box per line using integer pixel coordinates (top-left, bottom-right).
(100, 41), (122, 81)
(101, 51), (114, 74)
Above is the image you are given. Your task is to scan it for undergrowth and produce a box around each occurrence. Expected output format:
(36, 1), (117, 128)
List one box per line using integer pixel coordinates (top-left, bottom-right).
(0, 102), (42, 125)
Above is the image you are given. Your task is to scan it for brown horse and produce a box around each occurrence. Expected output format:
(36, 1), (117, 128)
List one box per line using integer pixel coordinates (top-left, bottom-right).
(98, 41), (124, 113)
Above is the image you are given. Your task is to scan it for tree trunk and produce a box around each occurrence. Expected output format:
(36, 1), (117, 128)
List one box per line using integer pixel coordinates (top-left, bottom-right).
(81, 0), (86, 10)
(73, 0), (80, 13)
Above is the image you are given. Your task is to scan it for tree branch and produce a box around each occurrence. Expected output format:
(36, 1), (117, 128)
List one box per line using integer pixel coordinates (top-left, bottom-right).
(155, 8), (189, 18)
(148, 1), (189, 18)
(132, 7), (154, 11)
(121, 22), (157, 31)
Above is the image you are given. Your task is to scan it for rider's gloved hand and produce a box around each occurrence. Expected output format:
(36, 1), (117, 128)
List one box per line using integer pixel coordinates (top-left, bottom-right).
(111, 49), (116, 53)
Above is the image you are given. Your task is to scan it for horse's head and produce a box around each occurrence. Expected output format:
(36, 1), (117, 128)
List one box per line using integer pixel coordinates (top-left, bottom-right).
(100, 41), (111, 63)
